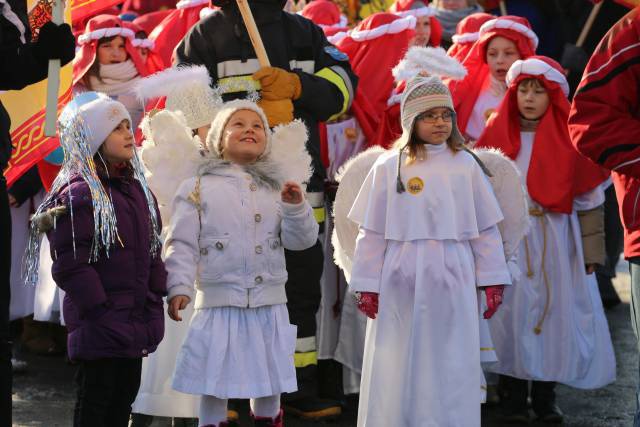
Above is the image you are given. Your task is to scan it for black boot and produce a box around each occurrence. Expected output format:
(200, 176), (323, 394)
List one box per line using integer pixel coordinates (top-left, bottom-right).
(498, 375), (529, 424)
(129, 413), (153, 427)
(532, 381), (563, 423)
(282, 364), (342, 420)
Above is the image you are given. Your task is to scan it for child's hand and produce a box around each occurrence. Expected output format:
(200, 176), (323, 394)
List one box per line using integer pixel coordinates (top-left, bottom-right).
(281, 181), (303, 204)
(356, 292), (379, 319)
(168, 295), (190, 321)
(483, 285), (504, 319)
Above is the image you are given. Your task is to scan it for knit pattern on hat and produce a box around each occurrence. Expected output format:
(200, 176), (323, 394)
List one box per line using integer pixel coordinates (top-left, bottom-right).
(205, 99), (271, 159)
(401, 76), (453, 131)
(400, 75), (464, 144)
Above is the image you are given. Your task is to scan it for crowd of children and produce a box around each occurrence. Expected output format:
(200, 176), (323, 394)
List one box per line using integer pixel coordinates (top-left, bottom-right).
(7, 0), (634, 426)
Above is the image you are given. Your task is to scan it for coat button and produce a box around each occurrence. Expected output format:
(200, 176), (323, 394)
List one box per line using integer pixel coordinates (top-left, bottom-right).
(255, 276), (263, 284)
(250, 183), (257, 192)
(142, 349), (148, 355)
(200, 248), (208, 255)
(255, 245), (263, 254)
(270, 240), (280, 250)
(215, 241), (224, 250)
(255, 214), (262, 222)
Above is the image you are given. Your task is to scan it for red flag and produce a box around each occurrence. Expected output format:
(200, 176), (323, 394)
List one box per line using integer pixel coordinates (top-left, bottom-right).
(2, 0), (72, 187)
(69, 0), (122, 24)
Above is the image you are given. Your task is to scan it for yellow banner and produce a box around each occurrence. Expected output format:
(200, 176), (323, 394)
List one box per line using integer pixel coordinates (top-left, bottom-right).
(1, 0), (72, 185)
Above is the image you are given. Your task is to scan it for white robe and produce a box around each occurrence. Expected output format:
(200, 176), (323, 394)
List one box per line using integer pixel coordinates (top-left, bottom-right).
(487, 132), (616, 387)
(9, 191), (43, 320)
(465, 78), (505, 142)
(33, 235), (64, 324)
(316, 216), (367, 395)
(316, 116), (369, 394)
(349, 144), (511, 427)
(132, 301), (200, 418)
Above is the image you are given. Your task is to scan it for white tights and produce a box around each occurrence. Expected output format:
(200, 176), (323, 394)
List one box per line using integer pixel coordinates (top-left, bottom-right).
(199, 395), (281, 426)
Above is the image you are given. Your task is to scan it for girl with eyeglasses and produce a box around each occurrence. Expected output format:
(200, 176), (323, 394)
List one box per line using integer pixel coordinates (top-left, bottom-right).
(348, 75), (511, 427)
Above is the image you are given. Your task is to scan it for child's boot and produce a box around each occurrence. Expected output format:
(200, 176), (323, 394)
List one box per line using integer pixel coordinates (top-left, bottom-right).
(531, 381), (563, 424)
(498, 375), (529, 424)
(251, 409), (284, 427)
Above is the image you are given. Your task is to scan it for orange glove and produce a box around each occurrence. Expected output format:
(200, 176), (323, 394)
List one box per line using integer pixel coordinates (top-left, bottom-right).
(257, 98), (294, 127)
(253, 67), (302, 101)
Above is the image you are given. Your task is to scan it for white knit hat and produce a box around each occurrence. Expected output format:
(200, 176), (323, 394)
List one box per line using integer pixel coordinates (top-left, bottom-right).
(205, 99), (271, 159)
(75, 94), (132, 155)
(136, 66), (221, 130)
(400, 75), (464, 144)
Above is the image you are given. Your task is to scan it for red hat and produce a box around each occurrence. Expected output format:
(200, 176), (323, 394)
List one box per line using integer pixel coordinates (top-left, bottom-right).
(476, 15), (538, 62)
(122, 21), (155, 50)
(475, 56), (607, 213)
(73, 15), (149, 86)
(336, 13), (415, 115)
(447, 12), (493, 62)
(145, 0), (210, 72)
(300, 0), (348, 36)
(133, 10), (174, 35)
(389, 0), (442, 47)
(450, 15), (538, 136)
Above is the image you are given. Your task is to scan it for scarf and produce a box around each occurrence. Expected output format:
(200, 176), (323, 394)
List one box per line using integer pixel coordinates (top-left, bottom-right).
(89, 60), (141, 96)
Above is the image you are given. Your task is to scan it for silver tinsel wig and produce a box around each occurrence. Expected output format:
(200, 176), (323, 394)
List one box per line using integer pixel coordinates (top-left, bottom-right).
(23, 92), (161, 286)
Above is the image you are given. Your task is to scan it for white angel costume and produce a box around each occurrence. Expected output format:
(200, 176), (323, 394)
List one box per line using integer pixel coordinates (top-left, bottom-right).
(486, 131), (616, 387)
(349, 145), (512, 427)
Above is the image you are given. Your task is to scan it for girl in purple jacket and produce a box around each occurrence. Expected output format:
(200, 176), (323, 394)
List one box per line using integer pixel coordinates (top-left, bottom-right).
(25, 92), (167, 427)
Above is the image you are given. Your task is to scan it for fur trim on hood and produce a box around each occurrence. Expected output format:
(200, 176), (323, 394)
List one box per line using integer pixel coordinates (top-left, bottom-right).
(203, 99), (313, 190)
(205, 99), (272, 158)
(200, 118), (313, 191)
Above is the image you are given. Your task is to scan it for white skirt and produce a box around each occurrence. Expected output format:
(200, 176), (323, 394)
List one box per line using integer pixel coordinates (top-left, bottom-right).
(172, 304), (297, 398)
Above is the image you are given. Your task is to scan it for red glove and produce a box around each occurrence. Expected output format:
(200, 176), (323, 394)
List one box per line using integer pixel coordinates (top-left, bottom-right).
(483, 285), (505, 319)
(356, 292), (379, 319)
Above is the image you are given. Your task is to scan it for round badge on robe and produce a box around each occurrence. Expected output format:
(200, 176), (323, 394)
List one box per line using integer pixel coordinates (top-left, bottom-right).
(407, 177), (424, 195)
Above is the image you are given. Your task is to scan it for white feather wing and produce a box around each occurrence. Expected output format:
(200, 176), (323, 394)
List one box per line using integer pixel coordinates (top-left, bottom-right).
(392, 46), (467, 82)
(140, 110), (204, 223)
(473, 148), (530, 261)
(270, 119), (313, 187)
(332, 146), (387, 282)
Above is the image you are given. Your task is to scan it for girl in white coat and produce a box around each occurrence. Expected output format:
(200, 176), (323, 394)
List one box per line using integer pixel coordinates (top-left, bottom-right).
(348, 75), (512, 427)
(165, 100), (318, 427)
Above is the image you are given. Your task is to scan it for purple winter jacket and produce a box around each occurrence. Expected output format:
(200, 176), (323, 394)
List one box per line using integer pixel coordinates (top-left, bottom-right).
(47, 173), (167, 361)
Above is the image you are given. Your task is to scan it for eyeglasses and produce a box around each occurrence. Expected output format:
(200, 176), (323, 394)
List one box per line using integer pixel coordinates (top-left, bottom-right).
(416, 110), (454, 124)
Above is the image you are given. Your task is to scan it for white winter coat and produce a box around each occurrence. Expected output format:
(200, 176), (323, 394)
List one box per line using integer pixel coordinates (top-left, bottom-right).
(165, 160), (319, 309)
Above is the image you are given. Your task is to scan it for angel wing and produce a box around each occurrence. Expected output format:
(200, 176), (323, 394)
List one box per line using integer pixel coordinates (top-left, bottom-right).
(473, 148), (530, 263)
(331, 147), (529, 281)
(331, 146), (387, 282)
(140, 109), (204, 224)
(269, 119), (313, 188)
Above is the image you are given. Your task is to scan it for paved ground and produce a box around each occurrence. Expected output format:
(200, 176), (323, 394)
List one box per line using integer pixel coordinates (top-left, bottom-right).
(12, 261), (639, 426)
